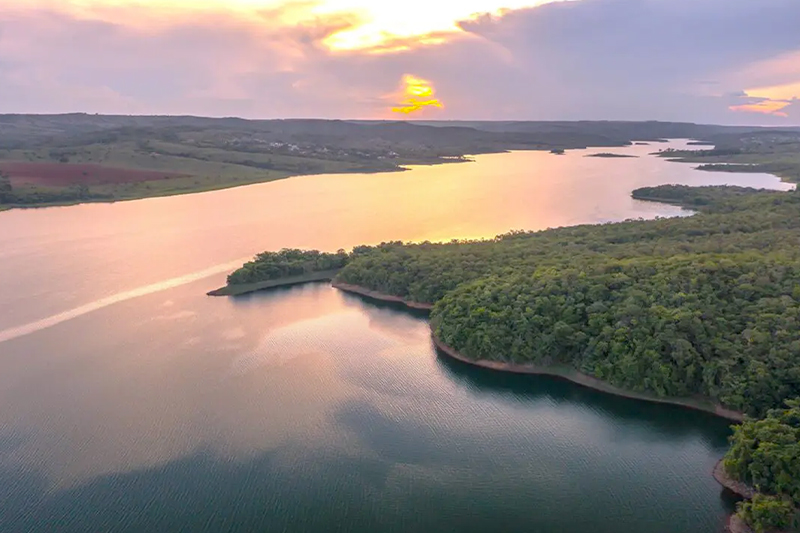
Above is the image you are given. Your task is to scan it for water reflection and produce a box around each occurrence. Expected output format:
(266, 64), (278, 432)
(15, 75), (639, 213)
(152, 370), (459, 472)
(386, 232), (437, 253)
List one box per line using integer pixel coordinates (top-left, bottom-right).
(0, 140), (790, 333)
(0, 143), (783, 532)
(0, 281), (738, 533)
(434, 346), (732, 447)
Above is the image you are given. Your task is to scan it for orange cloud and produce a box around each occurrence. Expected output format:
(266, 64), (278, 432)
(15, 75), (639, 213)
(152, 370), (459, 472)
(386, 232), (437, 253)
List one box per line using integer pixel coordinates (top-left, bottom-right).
(729, 99), (791, 118)
(391, 75), (444, 115)
(746, 81), (800, 102)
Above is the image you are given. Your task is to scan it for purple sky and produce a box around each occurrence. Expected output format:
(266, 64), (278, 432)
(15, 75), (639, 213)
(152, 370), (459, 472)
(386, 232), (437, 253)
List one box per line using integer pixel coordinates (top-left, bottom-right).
(2, 0), (799, 124)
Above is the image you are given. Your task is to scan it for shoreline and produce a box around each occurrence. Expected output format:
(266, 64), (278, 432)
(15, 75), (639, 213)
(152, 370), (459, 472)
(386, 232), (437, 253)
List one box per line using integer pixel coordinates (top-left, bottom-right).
(431, 335), (745, 422)
(712, 459), (756, 499)
(208, 270), (341, 296)
(0, 156), (456, 212)
(0, 139), (714, 213)
(330, 282), (745, 422)
(331, 281), (434, 310)
(726, 514), (755, 533)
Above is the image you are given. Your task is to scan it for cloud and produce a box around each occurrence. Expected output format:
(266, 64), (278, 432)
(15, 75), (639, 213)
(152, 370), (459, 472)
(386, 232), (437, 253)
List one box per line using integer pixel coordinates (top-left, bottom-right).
(0, 0), (799, 123)
(730, 99), (792, 118)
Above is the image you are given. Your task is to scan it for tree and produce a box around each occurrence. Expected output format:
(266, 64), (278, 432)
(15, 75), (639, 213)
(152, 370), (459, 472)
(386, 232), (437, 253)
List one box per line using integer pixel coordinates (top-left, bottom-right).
(0, 171), (14, 203)
(737, 494), (797, 533)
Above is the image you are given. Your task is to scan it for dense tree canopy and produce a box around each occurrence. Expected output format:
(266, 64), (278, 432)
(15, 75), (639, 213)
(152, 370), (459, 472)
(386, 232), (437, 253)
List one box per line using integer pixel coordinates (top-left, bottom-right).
(227, 248), (349, 285)
(724, 400), (800, 532)
(432, 255), (800, 416)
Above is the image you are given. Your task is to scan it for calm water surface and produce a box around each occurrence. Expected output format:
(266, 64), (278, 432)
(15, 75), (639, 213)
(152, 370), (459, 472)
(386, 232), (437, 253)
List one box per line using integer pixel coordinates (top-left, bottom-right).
(0, 142), (791, 532)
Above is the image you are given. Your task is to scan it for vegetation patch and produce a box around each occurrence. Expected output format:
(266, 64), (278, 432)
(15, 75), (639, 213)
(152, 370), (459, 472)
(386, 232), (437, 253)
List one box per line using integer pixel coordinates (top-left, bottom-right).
(584, 153), (638, 158)
(214, 249), (350, 296)
(723, 401), (800, 532)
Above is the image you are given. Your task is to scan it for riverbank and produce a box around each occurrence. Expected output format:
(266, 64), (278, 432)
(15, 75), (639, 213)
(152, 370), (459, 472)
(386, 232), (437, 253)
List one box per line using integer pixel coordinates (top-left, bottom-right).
(331, 282), (745, 421)
(0, 155), (451, 212)
(726, 514), (755, 533)
(711, 466), (777, 533)
(331, 281), (434, 310)
(713, 459), (756, 499)
(208, 270), (341, 296)
(431, 335), (745, 421)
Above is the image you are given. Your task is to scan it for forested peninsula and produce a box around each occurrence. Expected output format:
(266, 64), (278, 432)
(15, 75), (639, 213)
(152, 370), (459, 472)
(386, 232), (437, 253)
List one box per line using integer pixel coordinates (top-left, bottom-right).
(208, 249), (348, 296)
(222, 184), (800, 531)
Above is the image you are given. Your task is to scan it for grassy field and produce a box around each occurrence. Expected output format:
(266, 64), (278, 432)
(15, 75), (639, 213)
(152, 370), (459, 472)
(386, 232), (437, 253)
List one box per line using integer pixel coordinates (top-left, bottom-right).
(0, 140), (402, 209)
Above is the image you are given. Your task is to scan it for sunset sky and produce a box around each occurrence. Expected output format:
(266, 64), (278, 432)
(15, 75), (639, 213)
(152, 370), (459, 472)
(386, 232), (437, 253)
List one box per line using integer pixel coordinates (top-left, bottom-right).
(2, 0), (799, 123)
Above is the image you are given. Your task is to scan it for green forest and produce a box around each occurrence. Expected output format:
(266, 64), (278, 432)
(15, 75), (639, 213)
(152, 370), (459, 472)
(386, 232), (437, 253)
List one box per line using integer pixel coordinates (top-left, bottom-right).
(231, 184), (800, 530)
(226, 248), (350, 285)
(724, 400), (800, 532)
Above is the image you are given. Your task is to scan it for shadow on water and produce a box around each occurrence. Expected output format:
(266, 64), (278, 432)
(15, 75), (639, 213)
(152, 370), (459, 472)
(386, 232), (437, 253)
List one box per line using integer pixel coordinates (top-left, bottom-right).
(304, 286), (733, 447)
(337, 291), (431, 318)
(226, 280), (335, 302)
(0, 446), (398, 533)
(0, 442), (740, 533)
(433, 344), (733, 447)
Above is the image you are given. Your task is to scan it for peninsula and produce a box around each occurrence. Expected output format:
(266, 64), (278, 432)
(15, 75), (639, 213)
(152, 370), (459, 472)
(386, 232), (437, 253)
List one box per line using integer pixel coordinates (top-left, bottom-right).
(222, 182), (800, 531)
(208, 249), (348, 296)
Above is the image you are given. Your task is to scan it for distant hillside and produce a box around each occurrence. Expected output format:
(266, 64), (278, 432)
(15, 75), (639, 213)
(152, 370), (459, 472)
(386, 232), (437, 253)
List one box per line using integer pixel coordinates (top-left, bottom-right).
(0, 115), (789, 210)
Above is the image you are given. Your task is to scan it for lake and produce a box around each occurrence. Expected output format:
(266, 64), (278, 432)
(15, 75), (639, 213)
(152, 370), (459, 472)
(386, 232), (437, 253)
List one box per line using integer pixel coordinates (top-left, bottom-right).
(0, 141), (792, 532)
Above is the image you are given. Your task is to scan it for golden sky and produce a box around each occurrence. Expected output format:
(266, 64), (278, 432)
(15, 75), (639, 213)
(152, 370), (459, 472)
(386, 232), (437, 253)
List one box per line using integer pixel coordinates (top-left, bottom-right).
(12, 0), (567, 51)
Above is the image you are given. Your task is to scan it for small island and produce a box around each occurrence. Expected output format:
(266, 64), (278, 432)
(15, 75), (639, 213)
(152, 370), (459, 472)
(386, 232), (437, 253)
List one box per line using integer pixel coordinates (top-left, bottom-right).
(687, 141), (716, 146)
(219, 184), (800, 531)
(585, 153), (639, 158)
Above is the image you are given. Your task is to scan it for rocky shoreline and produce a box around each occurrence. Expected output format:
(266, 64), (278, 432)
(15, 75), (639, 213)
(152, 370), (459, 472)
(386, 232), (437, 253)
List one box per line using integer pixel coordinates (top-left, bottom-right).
(713, 459), (757, 499)
(726, 514), (755, 533)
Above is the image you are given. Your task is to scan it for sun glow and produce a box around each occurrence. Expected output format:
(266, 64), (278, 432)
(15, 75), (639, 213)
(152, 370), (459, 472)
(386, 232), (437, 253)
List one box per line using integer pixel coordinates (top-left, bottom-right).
(391, 75), (444, 115)
(316, 0), (571, 51)
(10, 0), (572, 51)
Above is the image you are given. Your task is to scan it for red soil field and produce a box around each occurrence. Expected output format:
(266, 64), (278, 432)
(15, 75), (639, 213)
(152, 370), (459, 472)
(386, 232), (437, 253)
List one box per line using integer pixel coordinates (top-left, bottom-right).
(0, 162), (186, 187)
